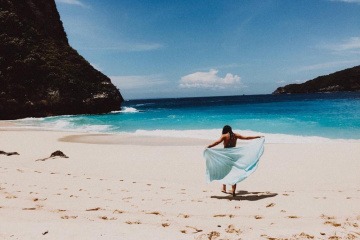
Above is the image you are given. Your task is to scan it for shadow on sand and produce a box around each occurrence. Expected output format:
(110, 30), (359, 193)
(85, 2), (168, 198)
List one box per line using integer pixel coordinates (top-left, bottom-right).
(211, 190), (278, 201)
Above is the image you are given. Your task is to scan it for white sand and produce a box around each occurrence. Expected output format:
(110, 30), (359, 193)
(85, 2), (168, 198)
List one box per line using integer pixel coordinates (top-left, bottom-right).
(0, 129), (359, 239)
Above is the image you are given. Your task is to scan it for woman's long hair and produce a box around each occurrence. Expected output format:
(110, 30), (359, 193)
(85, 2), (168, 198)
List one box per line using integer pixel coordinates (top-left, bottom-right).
(222, 125), (233, 135)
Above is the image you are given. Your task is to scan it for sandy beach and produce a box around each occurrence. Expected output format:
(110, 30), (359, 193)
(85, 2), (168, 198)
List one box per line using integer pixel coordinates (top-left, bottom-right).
(0, 128), (359, 239)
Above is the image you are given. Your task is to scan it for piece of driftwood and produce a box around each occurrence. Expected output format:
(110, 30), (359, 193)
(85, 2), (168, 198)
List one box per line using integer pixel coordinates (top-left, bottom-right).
(0, 151), (19, 156)
(36, 150), (69, 162)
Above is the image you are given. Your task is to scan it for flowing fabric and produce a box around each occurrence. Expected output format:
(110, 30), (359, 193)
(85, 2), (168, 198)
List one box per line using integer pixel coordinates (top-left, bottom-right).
(203, 137), (265, 185)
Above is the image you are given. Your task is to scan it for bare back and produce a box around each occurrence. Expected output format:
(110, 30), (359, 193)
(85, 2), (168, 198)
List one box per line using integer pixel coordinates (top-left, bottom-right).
(223, 133), (237, 148)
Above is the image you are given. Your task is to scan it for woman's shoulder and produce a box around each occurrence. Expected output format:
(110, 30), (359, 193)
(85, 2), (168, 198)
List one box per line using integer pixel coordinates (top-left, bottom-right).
(234, 132), (244, 138)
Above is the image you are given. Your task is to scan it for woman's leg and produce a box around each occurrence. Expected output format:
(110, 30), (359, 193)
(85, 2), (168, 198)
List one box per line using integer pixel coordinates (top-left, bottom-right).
(231, 184), (237, 197)
(222, 184), (226, 193)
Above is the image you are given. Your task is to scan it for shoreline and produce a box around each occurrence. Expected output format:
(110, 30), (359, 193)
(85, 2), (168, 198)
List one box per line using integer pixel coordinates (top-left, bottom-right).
(2, 121), (360, 144)
(0, 128), (360, 239)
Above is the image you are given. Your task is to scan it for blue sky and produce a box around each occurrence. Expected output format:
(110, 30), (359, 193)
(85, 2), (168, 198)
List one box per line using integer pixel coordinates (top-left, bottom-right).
(55, 0), (360, 99)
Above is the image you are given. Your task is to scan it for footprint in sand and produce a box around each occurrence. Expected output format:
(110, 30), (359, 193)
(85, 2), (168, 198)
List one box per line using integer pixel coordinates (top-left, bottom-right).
(186, 226), (203, 233)
(146, 211), (162, 216)
(178, 214), (190, 218)
(293, 233), (315, 239)
(195, 234), (209, 240)
(225, 224), (241, 234)
(287, 215), (299, 219)
(113, 209), (124, 214)
(207, 231), (220, 240)
(254, 215), (263, 219)
(5, 194), (17, 199)
(266, 203), (275, 208)
(61, 215), (78, 219)
(55, 209), (67, 213)
(213, 214), (234, 218)
(125, 220), (141, 225)
(162, 223), (170, 227)
(86, 207), (103, 211)
(99, 216), (117, 220)
(37, 198), (47, 202)
(320, 214), (335, 220)
(324, 221), (341, 227)
(22, 207), (37, 210)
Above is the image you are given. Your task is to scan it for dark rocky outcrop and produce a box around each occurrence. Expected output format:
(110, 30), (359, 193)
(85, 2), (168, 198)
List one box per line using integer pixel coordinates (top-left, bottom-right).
(0, 0), (123, 120)
(273, 65), (360, 94)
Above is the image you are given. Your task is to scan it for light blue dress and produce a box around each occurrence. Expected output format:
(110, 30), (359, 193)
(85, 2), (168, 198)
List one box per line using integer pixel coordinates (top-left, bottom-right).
(203, 137), (265, 185)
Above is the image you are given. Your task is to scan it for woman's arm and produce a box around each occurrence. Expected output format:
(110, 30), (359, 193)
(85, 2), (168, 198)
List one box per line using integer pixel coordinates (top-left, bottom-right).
(207, 135), (225, 148)
(235, 133), (262, 140)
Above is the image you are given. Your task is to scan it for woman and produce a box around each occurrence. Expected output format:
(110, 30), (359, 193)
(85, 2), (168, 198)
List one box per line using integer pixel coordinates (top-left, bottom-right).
(207, 125), (262, 197)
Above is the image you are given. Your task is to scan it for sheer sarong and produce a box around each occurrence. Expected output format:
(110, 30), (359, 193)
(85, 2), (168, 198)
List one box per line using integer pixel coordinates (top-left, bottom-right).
(203, 137), (265, 185)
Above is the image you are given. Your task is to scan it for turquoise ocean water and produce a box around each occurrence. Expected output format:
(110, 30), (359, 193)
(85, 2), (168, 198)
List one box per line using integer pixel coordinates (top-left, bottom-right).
(12, 92), (360, 143)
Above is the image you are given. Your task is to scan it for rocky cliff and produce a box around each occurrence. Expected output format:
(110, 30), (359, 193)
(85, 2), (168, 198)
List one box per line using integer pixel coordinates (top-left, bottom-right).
(273, 65), (360, 94)
(0, 0), (123, 120)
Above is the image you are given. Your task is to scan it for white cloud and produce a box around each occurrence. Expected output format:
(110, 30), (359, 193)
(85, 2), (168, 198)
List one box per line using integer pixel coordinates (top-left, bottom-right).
(330, 0), (360, 3)
(110, 75), (168, 90)
(179, 69), (242, 89)
(55, 0), (86, 7)
(323, 37), (360, 53)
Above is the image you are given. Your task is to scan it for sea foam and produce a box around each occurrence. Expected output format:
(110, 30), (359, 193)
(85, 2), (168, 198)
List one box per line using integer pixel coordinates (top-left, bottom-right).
(132, 129), (359, 144)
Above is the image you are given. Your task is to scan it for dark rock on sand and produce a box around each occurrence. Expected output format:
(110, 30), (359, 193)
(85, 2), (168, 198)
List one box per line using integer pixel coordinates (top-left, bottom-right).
(0, 151), (20, 156)
(50, 150), (68, 158)
(36, 150), (68, 161)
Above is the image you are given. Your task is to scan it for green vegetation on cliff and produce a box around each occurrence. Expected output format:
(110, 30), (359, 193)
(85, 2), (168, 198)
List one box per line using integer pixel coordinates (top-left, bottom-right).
(0, 0), (123, 119)
(273, 65), (360, 94)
